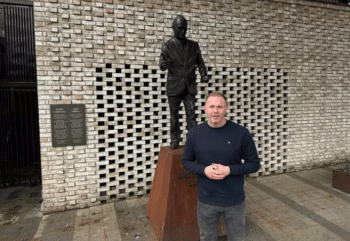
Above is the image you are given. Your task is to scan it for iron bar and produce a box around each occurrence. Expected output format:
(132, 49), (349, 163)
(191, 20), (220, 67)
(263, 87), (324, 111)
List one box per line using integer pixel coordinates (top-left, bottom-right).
(0, 3), (40, 186)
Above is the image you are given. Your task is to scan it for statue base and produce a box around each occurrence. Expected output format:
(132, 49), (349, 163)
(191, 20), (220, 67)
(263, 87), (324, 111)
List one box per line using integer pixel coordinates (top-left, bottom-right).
(147, 146), (226, 241)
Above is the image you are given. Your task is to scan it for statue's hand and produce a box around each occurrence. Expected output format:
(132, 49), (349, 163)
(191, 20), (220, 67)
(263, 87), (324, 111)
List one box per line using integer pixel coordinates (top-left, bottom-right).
(201, 76), (210, 83)
(161, 60), (171, 70)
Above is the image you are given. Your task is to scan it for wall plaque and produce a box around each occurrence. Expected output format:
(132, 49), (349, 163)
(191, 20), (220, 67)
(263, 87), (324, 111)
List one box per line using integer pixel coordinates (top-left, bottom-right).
(50, 104), (86, 147)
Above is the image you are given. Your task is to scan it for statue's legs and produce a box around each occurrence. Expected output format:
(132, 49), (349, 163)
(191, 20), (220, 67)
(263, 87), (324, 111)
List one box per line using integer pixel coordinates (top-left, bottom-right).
(168, 93), (197, 149)
(167, 95), (182, 148)
(182, 94), (197, 130)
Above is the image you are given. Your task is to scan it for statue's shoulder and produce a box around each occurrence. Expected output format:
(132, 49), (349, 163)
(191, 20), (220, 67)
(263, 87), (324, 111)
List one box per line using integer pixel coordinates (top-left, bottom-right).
(163, 37), (175, 46)
(186, 39), (199, 47)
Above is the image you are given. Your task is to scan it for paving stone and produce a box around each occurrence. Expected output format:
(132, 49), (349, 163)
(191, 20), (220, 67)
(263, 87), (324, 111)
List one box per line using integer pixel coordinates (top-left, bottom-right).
(289, 225), (345, 241)
(3, 164), (350, 240)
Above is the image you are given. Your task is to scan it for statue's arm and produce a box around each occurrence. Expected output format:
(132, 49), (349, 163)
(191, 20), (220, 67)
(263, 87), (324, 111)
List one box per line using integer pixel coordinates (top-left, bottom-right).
(196, 44), (209, 82)
(160, 43), (171, 71)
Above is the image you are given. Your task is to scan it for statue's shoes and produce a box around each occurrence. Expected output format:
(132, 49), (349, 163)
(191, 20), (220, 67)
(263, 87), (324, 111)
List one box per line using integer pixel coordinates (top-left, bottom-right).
(170, 141), (179, 150)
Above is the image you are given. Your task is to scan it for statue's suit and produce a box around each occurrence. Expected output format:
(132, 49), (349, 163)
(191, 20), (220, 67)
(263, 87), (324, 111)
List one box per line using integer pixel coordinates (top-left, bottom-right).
(159, 37), (207, 143)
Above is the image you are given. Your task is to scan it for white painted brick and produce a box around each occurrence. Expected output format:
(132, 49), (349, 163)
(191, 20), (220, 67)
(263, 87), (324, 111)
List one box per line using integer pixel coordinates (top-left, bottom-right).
(35, 0), (350, 213)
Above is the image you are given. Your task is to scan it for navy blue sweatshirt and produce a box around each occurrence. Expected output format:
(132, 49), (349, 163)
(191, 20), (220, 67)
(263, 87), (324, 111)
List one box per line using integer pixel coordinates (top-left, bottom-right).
(182, 120), (260, 207)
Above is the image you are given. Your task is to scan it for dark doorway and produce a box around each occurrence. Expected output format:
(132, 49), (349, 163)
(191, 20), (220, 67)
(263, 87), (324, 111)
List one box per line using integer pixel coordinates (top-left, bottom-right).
(0, 1), (41, 187)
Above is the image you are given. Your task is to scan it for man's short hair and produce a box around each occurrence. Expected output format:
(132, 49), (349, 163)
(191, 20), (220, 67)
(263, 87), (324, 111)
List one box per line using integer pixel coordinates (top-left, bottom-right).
(205, 92), (228, 105)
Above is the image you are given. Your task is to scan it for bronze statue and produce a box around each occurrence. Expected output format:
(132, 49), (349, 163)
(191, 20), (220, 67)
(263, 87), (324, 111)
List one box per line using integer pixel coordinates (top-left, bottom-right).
(160, 15), (209, 149)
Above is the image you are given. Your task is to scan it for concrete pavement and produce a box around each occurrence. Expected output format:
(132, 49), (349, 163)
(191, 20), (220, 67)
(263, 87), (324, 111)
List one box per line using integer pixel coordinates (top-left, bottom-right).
(1, 162), (349, 241)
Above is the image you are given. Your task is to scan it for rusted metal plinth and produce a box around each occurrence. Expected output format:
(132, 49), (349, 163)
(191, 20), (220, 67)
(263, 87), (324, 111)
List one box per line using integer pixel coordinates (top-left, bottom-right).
(147, 146), (226, 241)
(332, 169), (350, 194)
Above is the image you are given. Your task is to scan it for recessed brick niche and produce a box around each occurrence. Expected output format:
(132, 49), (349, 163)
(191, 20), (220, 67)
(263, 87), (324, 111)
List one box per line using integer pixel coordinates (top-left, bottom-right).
(95, 64), (289, 204)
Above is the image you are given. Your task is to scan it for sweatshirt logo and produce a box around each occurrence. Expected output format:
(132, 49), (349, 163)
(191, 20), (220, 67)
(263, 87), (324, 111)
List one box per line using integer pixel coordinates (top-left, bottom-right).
(228, 141), (230, 144)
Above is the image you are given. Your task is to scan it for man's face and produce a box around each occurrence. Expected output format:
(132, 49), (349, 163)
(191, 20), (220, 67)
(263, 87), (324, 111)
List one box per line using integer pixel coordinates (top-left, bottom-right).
(204, 95), (228, 127)
(173, 19), (187, 40)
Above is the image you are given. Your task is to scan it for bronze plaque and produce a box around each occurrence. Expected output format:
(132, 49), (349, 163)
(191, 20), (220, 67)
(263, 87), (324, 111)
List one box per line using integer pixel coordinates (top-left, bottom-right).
(50, 104), (86, 147)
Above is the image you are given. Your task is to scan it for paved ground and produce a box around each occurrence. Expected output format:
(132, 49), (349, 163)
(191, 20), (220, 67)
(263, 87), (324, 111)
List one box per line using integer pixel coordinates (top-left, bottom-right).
(0, 184), (42, 241)
(0, 162), (349, 241)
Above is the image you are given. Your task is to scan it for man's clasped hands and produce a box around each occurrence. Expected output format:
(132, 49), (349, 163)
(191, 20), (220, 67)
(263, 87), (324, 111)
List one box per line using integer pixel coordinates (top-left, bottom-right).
(204, 163), (230, 180)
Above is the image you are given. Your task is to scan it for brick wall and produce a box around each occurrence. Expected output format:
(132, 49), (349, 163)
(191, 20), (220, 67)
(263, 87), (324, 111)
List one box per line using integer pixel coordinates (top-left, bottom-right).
(33, 0), (350, 213)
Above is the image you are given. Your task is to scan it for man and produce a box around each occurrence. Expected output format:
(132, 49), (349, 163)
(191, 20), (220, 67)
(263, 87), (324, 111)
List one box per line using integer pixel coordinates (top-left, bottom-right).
(159, 15), (210, 149)
(182, 92), (260, 241)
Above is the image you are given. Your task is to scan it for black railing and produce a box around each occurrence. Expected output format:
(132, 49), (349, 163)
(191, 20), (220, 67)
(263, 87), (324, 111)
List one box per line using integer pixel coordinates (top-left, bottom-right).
(0, 2), (40, 187)
(0, 87), (41, 186)
(2, 3), (36, 83)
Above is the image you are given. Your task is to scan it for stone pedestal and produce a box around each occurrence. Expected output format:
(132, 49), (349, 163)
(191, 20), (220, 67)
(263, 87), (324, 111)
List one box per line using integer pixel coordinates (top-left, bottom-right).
(332, 169), (350, 194)
(147, 146), (226, 241)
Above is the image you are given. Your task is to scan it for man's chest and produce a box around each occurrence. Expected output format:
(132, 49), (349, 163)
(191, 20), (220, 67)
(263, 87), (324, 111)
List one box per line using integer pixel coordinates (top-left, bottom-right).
(193, 131), (243, 165)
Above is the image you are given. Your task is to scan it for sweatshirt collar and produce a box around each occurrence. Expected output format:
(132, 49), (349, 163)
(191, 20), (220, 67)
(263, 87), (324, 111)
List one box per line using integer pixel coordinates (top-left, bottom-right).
(207, 119), (227, 129)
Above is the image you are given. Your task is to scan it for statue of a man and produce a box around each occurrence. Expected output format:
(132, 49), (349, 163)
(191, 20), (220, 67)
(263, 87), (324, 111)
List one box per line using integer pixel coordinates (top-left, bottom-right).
(160, 15), (210, 149)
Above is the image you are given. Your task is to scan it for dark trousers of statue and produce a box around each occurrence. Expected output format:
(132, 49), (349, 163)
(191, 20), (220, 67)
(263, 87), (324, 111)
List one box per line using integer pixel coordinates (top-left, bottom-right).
(167, 91), (197, 143)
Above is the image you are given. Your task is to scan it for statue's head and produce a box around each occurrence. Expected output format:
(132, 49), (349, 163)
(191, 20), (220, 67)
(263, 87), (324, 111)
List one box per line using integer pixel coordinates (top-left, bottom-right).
(172, 15), (187, 40)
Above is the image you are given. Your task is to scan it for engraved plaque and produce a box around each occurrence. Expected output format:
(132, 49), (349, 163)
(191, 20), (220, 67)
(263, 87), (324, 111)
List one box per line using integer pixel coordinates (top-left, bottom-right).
(50, 104), (86, 147)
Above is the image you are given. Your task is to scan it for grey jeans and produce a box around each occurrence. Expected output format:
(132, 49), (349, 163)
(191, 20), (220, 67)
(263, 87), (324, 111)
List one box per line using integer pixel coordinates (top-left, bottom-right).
(197, 199), (246, 241)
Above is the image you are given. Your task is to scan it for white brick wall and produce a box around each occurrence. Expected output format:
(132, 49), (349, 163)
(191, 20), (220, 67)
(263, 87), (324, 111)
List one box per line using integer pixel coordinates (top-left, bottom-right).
(33, 0), (350, 213)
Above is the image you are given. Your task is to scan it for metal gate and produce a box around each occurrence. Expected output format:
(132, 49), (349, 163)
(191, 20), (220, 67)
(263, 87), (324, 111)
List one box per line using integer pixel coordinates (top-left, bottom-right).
(0, 1), (41, 187)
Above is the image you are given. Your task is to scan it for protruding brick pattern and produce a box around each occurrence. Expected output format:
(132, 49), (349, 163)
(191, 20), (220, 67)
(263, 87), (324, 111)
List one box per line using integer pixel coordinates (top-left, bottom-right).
(94, 64), (289, 203)
(33, 0), (350, 212)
